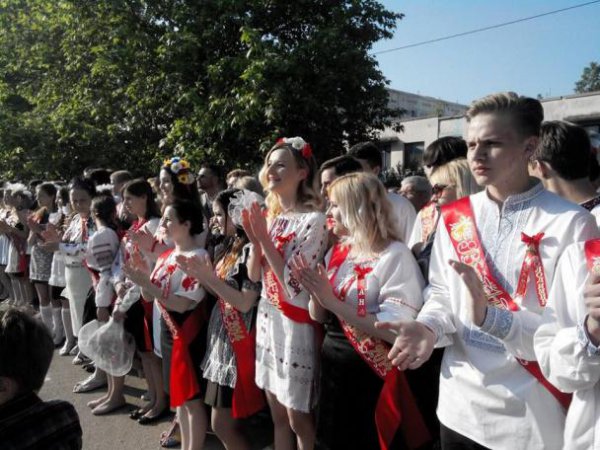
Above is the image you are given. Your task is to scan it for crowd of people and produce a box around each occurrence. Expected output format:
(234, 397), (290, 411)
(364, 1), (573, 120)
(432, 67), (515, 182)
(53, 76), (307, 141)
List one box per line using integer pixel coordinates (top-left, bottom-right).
(2, 91), (600, 450)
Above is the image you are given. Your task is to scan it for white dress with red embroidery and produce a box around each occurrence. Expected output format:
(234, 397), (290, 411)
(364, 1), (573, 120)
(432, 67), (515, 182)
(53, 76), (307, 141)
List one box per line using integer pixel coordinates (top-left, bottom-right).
(255, 210), (328, 412)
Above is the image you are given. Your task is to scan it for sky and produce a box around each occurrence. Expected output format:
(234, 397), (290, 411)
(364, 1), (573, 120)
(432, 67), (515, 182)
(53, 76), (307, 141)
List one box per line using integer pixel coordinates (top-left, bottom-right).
(372, 0), (600, 105)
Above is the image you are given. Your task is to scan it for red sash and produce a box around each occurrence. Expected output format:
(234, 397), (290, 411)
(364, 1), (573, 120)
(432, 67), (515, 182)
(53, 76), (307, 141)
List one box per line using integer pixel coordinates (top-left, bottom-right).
(152, 249), (204, 408)
(263, 231), (316, 325)
(441, 197), (571, 409)
(216, 261), (265, 418)
(327, 244), (431, 450)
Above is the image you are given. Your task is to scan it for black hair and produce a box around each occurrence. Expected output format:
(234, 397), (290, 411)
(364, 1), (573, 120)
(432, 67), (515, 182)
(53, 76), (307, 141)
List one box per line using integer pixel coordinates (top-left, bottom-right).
(160, 167), (201, 206)
(199, 163), (225, 182)
(533, 121), (593, 180)
(69, 177), (97, 198)
(58, 185), (70, 206)
(423, 136), (467, 168)
(37, 182), (57, 199)
(348, 142), (381, 170)
(0, 306), (54, 393)
(169, 199), (204, 236)
(124, 179), (161, 220)
(91, 195), (118, 230)
(87, 168), (111, 186)
(320, 155), (363, 177)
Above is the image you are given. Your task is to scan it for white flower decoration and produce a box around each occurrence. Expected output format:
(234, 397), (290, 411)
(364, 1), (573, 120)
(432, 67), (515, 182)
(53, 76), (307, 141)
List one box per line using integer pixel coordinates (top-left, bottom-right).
(286, 136), (306, 150)
(171, 162), (182, 173)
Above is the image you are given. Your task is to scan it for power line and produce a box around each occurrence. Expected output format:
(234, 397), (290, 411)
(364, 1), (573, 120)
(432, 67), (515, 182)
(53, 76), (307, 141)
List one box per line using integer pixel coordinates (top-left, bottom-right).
(372, 0), (600, 55)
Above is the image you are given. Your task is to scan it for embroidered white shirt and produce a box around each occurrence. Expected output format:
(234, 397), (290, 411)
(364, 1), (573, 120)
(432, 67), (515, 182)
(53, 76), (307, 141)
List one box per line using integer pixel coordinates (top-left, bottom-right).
(417, 183), (599, 449)
(535, 241), (600, 450)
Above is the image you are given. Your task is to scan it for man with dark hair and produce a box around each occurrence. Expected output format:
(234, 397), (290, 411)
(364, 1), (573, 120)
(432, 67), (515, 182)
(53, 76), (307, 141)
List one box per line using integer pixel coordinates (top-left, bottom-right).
(0, 306), (82, 449)
(378, 92), (598, 449)
(530, 120), (600, 223)
(422, 136), (468, 178)
(348, 141), (417, 243)
(319, 155), (363, 199)
(197, 163), (226, 220)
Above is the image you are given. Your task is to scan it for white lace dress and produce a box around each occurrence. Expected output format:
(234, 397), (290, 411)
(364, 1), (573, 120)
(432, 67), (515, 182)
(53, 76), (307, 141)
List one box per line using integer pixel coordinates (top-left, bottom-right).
(255, 211), (328, 412)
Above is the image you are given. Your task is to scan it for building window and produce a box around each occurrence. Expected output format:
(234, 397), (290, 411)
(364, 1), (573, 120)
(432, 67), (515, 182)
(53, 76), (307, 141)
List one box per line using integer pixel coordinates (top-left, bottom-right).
(404, 141), (425, 169)
(380, 142), (392, 169)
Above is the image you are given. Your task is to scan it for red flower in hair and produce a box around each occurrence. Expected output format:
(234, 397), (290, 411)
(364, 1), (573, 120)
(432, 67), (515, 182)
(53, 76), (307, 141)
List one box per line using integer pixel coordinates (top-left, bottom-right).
(301, 144), (313, 159)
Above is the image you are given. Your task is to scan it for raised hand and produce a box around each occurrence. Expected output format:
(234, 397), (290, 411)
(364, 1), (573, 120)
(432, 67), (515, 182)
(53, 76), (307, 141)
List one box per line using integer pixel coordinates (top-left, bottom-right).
(248, 201), (269, 243)
(41, 223), (61, 244)
(128, 227), (156, 253)
(241, 208), (260, 246)
(290, 254), (335, 309)
(375, 320), (436, 370)
(128, 248), (151, 276)
(176, 253), (213, 282)
(449, 259), (488, 326)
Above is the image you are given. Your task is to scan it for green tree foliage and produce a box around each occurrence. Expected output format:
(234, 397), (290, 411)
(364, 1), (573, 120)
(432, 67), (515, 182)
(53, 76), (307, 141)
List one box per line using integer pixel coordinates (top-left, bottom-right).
(575, 61), (600, 94)
(0, 0), (402, 180)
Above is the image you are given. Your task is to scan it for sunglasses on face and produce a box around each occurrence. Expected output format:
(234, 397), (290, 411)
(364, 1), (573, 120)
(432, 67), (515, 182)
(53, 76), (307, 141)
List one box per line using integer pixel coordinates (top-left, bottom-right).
(431, 184), (449, 196)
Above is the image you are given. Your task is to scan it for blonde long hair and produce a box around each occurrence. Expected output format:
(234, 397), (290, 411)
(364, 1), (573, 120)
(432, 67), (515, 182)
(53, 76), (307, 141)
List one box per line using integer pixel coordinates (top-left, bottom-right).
(429, 158), (481, 198)
(259, 141), (323, 218)
(329, 172), (401, 257)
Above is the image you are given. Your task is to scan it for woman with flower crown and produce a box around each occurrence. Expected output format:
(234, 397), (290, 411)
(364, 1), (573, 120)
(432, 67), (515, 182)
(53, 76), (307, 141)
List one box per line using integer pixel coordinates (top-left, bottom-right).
(177, 188), (264, 450)
(128, 156), (208, 446)
(244, 137), (328, 450)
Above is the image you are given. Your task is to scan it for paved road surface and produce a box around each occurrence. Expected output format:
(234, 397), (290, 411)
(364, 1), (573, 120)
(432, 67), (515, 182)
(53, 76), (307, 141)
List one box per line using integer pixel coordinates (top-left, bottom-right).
(41, 349), (273, 450)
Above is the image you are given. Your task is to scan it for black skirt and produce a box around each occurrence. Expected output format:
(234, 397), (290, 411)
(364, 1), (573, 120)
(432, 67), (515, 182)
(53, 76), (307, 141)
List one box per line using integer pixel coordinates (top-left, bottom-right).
(315, 319), (440, 450)
(160, 306), (208, 397)
(204, 380), (234, 409)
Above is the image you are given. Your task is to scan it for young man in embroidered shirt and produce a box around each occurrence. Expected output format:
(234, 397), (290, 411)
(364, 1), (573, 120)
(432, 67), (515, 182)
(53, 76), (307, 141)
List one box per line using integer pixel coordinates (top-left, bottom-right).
(529, 120), (600, 225)
(377, 92), (599, 449)
(534, 236), (600, 449)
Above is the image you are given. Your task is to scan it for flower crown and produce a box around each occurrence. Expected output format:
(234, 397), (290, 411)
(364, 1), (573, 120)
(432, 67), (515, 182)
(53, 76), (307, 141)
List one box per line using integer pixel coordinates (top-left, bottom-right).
(162, 156), (195, 185)
(276, 136), (313, 160)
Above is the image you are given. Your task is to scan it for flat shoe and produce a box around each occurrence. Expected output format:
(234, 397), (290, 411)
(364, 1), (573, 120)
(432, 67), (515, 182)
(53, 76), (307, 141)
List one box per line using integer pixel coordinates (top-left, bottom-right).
(129, 408), (145, 420)
(59, 340), (76, 356)
(73, 376), (107, 394)
(69, 344), (79, 356)
(92, 401), (127, 416)
(138, 408), (170, 425)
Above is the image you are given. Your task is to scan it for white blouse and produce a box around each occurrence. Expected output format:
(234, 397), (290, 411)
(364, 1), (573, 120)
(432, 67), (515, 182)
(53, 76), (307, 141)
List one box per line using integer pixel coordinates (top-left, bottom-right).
(150, 248), (207, 310)
(325, 241), (424, 323)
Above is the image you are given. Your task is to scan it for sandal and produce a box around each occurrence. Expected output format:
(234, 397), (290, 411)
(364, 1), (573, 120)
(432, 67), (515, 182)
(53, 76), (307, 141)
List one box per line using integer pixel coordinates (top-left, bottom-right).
(159, 420), (181, 448)
(73, 375), (107, 393)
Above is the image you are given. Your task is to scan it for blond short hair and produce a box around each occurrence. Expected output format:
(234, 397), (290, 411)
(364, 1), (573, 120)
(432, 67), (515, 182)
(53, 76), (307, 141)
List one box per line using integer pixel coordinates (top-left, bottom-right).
(429, 158), (482, 199)
(466, 92), (543, 138)
(329, 172), (401, 256)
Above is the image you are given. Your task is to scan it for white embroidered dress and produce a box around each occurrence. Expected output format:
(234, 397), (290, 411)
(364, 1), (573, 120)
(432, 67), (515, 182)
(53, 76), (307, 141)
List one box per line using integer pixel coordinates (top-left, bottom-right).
(417, 184), (599, 449)
(255, 211), (328, 412)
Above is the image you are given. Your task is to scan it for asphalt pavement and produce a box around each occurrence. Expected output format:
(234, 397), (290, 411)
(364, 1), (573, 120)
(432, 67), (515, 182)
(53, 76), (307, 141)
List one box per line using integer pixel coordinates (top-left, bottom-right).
(40, 349), (273, 450)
